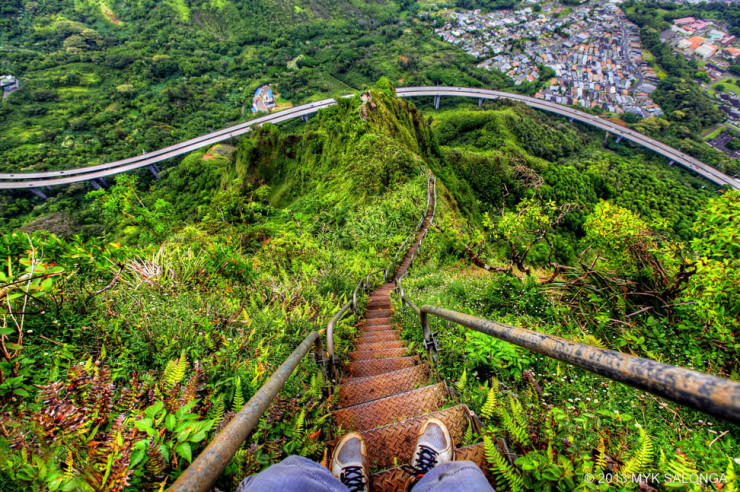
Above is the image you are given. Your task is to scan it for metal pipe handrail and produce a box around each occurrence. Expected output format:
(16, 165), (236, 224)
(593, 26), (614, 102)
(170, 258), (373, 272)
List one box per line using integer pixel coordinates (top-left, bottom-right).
(170, 330), (323, 492)
(418, 305), (740, 423)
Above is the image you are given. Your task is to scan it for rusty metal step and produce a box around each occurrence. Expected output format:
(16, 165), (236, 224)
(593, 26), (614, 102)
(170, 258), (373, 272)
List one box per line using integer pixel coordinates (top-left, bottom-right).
(357, 404), (470, 470)
(367, 308), (393, 319)
(349, 348), (408, 361)
(354, 340), (404, 351)
(361, 324), (394, 333)
(347, 356), (421, 378)
(370, 442), (493, 491)
(333, 383), (448, 432)
(357, 331), (400, 343)
(360, 317), (391, 328)
(337, 365), (431, 408)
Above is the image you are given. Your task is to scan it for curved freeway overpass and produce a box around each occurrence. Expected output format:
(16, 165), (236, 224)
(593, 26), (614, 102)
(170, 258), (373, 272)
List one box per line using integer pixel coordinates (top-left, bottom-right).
(1, 87), (737, 191)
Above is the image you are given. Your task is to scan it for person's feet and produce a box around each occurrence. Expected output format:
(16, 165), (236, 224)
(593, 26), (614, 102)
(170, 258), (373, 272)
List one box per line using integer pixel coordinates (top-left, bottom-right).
(331, 432), (369, 492)
(409, 418), (454, 477)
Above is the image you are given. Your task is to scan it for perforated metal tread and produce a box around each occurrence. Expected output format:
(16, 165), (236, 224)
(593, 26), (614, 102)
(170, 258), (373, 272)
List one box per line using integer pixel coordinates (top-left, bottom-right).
(349, 348), (408, 361)
(337, 365), (431, 408)
(353, 340), (405, 352)
(332, 383), (448, 432)
(361, 322), (394, 331)
(370, 442), (493, 491)
(357, 404), (470, 470)
(357, 331), (401, 343)
(367, 309), (393, 319)
(347, 356), (422, 378)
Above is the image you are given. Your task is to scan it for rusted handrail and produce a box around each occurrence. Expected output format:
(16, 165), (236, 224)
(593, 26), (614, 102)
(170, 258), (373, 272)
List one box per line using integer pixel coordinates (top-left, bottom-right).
(418, 305), (740, 423)
(170, 330), (323, 492)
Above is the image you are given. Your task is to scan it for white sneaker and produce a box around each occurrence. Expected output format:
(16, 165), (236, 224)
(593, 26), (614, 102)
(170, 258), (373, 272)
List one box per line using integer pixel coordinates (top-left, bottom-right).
(331, 432), (369, 492)
(409, 418), (454, 476)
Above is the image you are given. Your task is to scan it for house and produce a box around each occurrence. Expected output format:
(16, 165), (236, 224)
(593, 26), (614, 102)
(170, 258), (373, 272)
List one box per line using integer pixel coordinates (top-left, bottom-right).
(1, 75), (19, 93)
(695, 43), (718, 59)
(673, 17), (695, 26)
(251, 85), (276, 113)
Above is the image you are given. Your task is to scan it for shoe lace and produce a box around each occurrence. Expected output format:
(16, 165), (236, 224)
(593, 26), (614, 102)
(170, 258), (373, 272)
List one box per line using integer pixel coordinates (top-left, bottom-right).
(402, 445), (439, 478)
(340, 465), (366, 492)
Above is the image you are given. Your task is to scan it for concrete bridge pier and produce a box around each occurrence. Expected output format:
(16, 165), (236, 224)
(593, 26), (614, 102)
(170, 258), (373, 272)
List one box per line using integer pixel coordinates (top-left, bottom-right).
(616, 136), (623, 143)
(478, 98), (483, 107)
(148, 164), (160, 179)
(669, 160), (674, 166)
(568, 117), (574, 123)
(433, 95), (441, 110)
(302, 115), (310, 123)
(90, 180), (103, 191)
(30, 188), (47, 200)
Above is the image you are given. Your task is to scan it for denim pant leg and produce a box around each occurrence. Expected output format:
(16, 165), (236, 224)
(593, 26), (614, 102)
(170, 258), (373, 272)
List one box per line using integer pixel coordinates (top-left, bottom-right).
(235, 455), (348, 492)
(412, 460), (495, 492)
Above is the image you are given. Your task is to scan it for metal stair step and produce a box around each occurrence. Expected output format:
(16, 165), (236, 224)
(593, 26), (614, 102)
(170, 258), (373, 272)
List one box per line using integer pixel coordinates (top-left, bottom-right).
(367, 308), (393, 319)
(370, 442), (493, 491)
(357, 331), (400, 343)
(354, 340), (404, 352)
(349, 348), (408, 361)
(338, 365), (431, 408)
(347, 356), (421, 378)
(362, 321), (393, 331)
(333, 383), (448, 432)
(355, 404), (471, 470)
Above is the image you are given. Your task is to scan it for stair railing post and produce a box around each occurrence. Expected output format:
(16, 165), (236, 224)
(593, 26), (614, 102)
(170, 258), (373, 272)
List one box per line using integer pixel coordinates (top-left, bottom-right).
(420, 310), (439, 366)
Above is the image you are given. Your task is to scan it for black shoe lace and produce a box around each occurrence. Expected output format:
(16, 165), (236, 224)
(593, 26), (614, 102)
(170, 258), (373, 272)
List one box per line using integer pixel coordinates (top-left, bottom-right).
(340, 465), (366, 492)
(402, 445), (439, 478)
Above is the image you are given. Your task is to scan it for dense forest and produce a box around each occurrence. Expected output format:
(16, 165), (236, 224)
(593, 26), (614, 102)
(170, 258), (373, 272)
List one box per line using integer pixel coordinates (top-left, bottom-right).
(0, 81), (737, 490)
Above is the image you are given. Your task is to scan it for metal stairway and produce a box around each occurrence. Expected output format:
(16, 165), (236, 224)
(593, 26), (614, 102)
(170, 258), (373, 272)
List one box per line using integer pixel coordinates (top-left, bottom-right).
(330, 201), (494, 490)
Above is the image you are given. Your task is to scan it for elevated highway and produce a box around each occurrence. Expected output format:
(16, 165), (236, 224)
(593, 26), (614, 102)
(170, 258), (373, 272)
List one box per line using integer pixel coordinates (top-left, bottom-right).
(1, 87), (737, 191)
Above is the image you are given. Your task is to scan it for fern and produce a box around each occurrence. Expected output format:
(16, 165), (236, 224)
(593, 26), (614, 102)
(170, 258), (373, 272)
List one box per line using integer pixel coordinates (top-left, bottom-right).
(64, 448), (75, 480)
(622, 425), (654, 477)
(310, 372), (323, 399)
(661, 449), (698, 478)
(233, 377), (245, 411)
(480, 378), (498, 419)
(294, 409), (306, 436)
(209, 396), (225, 423)
(463, 421), (474, 446)
(725, 458), (738, 492)
(595, 436), (607, 474)
(163, 350), (188, 390)
(456, 369), (467, 392)
(498, 396), (530, 447)
(484, 435), (524, 492)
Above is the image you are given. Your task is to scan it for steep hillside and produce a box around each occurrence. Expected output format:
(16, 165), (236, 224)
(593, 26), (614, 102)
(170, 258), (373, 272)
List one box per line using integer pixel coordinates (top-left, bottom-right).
(0, 85), (738, 490)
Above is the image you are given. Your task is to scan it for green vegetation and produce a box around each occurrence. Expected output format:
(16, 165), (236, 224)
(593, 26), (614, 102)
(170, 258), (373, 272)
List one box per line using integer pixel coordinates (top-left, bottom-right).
(0, 0), (511, 177)
(2, 86), (737, 489)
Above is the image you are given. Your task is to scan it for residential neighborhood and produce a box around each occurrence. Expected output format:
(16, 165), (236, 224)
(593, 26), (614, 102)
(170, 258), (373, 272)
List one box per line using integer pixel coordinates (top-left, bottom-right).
(433, 1), (664, 117)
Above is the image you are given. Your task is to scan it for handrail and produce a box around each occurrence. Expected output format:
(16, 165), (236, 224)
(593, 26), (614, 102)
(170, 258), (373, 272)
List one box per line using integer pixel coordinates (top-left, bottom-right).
(170, 330), (323, 492)
(417, 305), (740, 423)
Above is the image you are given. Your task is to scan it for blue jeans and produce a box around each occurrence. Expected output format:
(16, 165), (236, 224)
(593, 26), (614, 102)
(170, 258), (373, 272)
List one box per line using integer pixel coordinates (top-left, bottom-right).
(236, 455), (494, 491)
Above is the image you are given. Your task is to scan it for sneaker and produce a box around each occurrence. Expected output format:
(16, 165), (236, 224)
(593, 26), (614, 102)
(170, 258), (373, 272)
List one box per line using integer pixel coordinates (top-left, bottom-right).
(331, 432), (369, 492)
(407, 418), (454, 477)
